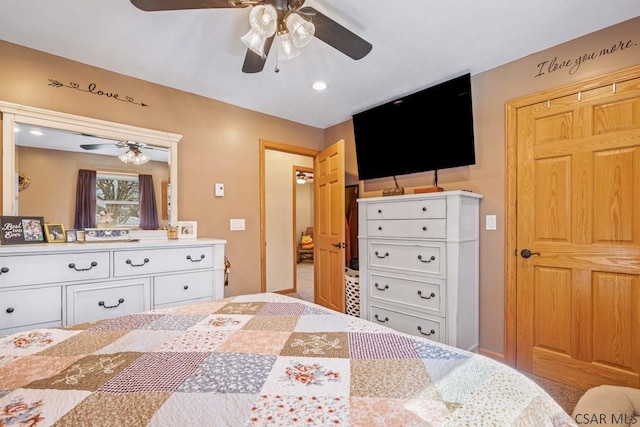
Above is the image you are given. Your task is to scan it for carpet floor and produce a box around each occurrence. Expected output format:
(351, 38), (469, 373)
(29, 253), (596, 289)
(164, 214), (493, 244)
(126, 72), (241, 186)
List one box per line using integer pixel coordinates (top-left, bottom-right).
(296, 261), (314, 302)
(521, 372), (585, 415)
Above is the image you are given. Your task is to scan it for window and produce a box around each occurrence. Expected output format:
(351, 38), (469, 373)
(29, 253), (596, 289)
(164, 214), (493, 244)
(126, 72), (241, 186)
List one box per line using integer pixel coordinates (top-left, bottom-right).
(96, 173), (139, 227)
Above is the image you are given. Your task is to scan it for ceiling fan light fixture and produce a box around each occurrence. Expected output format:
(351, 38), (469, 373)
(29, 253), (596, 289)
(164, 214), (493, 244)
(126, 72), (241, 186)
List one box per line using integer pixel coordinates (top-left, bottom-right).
(276, 29), (299, 61)
(296, 172), (307, 184)
(132, 152), (150, 165)
(119, 148), (149, 165)
(241, 29), (268, 57)
(285, 13), (314, 48)
(248, 4), (277, 37)
(241, 4), (277, 58)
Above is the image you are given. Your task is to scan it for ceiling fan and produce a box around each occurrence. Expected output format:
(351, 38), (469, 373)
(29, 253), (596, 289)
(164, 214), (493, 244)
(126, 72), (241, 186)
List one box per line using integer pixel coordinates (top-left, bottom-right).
(80, 140), (168, 165)
(129, 0), (373, 73)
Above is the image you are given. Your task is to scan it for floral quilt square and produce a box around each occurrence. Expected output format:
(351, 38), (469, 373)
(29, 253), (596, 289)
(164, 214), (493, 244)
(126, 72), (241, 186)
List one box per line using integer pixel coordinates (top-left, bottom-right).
(280, 333), (349, 358)
(261, 356), (350, 397)
(26, 352), (142, 391)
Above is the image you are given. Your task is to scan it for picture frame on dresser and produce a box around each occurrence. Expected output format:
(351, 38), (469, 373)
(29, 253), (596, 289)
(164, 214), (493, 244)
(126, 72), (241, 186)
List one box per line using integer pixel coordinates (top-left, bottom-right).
(44, 223), (66, 243)
(66, 229), (77, 243)
(0, 216), (46, 244)
(177, 221), (197, 239)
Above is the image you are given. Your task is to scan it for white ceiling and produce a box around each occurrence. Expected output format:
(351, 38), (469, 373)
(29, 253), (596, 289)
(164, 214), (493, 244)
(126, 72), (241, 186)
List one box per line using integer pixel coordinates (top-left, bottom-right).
(1, 0), (639, 129)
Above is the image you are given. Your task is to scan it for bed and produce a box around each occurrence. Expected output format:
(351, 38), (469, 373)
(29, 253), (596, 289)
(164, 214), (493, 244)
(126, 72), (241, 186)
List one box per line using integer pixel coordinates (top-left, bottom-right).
(0, 292), (575, 426)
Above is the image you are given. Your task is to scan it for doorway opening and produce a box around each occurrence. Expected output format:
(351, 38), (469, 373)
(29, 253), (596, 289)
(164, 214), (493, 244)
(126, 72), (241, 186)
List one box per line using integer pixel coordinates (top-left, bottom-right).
(260, 139), (318, 298)
(294, 166), (314, 302)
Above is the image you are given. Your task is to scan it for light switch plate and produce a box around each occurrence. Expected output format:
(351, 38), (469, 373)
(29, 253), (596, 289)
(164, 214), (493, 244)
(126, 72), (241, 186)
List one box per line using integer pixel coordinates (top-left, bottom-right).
(230, 218), (245, 231)
(215, 183), (224, 197)
(486, 214), (497, 230)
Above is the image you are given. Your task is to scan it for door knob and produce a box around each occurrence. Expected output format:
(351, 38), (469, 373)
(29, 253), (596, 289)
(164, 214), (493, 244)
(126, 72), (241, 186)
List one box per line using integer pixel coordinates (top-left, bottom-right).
(331, 242), (346, 248)
(520, 249), (540, 258)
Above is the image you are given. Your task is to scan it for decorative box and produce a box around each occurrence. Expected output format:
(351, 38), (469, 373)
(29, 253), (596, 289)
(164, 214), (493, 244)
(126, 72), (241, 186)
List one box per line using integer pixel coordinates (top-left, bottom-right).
(84, 228), (131, 242)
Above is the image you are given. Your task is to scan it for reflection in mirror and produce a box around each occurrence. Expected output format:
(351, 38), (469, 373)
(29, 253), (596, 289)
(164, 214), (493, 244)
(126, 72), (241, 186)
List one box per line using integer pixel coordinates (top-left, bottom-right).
(1, 101), (181, 231)
(15, 125), (169, 229)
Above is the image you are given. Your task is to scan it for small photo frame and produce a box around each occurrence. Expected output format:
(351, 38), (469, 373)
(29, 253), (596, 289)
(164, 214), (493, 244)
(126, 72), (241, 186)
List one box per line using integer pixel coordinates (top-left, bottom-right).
(66, 229), (78, 243)
(177, 221), (197, 239)
(0, 216), (46, 245)
(44, 223), (66, 243)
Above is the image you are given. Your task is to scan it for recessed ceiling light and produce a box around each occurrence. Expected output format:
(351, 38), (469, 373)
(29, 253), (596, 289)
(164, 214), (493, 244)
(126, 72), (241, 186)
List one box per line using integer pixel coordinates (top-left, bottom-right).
(312, 81), (327, 91)
(29, 129), (44, 136)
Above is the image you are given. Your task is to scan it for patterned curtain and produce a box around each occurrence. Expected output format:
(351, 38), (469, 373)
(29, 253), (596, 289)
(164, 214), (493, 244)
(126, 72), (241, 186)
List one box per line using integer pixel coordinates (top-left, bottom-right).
(73, 169), (96, 230)
(139, 174), (159, 230)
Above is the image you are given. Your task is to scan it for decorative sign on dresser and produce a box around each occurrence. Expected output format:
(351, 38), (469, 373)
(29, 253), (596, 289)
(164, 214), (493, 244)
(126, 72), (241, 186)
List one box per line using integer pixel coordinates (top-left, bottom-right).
(0, 216), (46, 244)
(357, 190), (482, 351)
(0, 238), (226, 336)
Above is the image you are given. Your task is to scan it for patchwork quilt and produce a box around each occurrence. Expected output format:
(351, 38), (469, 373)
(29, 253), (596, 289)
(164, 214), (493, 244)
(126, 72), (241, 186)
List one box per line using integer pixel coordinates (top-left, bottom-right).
(0, 293), (576, 426)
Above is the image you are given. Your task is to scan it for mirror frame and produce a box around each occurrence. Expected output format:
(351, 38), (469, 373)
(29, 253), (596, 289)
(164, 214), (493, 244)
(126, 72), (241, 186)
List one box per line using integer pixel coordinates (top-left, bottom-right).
(0, 101), (182, 225)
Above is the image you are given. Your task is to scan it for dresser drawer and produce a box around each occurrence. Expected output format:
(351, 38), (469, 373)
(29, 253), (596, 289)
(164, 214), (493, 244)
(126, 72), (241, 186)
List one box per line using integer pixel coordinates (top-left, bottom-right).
(368, 241), (446, 277)
(366, 198), (446, 220)
(154, 270), (214, 306)
(0, 252), (110, 288)
(368, 272), (444, 316)
(368, 303), (444, 343)
(367, 219), (446, 239)
(66, 278), (151, 325)
(113, 246), (214, 277)
(0, 286), (62, 333)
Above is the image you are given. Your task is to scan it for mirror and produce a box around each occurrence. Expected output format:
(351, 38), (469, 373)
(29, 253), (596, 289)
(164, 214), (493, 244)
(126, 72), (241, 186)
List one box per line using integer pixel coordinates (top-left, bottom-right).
(1, 101), (181, 228)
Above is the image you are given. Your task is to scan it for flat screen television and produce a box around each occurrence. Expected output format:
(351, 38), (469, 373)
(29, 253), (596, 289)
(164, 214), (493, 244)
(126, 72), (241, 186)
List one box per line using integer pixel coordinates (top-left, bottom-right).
(353, 73), (475, 181)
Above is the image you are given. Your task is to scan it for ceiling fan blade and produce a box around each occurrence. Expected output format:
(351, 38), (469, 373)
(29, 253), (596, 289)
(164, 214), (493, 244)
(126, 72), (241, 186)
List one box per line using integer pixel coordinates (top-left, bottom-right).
(242, 35), (274, 73)
(130, 0), (243, 12)
(299, 6), (372, 60)
(80, 143), (115, 150)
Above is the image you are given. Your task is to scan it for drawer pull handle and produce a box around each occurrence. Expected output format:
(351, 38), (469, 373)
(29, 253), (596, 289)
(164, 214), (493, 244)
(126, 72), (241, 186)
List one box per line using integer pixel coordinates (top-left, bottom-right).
(422, 207), (428, 212)
(417, 326), (435, 336)
(98, 298), (125, 309)
(374, 251), (389, 259)
(68, 261), (98, 271)
(417, 255), (436, 263)
(183, 285), (189, 290)
(422, 226), (427, 231)
(374, 283), (389, 291)
(0, 267), (9, 274)
(378, 226), (382, 231)
(374, 314), (389, 323)
(377, 209), (382, 214)
(417, 290), (436, 300)
(186, 254), (205, 262)
(126, 258), (149, 267)
(6, 307), (14, 314)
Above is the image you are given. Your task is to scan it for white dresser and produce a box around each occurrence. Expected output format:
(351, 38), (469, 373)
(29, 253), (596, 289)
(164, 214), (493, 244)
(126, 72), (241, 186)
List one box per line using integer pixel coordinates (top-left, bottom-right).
(0, 238), (226, 336)
(357, 191), (482, 351)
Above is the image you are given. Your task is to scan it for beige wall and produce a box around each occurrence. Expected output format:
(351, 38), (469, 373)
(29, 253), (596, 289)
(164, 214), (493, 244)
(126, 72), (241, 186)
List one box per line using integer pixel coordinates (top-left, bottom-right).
(325, 16), (640, 357)
(1, 16), (638, 358)
(0, 39), (325, 303)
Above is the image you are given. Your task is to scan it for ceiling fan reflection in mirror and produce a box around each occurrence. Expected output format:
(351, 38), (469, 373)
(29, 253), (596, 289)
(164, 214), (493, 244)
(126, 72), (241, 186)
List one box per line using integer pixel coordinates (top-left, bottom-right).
(80, 140), (168, 165)
(129, 0), (373, 73)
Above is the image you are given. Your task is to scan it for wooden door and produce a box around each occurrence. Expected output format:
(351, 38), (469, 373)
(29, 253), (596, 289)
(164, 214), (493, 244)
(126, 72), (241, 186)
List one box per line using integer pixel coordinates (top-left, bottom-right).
(515, 71), (640, 390)
(314, 139), (346, 312)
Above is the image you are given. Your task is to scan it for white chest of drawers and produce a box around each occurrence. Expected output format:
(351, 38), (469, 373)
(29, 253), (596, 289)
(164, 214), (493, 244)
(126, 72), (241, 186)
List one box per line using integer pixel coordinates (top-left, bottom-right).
(0, 238), (226, 336)
(358, 191), (482, 351)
